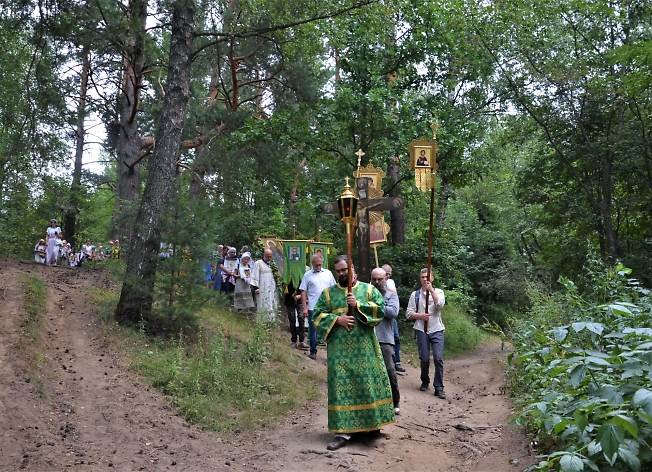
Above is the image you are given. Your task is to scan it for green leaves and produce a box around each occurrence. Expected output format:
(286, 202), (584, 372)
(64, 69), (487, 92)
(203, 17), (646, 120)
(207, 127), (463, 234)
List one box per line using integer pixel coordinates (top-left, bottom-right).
(596, 423), (624, 459)
(632, 389), (652, 418)
(572, 322), (604, 335)
(569, 364), (586, 387)
(559, 454), (584, 472)
(508, 262), (652, 471)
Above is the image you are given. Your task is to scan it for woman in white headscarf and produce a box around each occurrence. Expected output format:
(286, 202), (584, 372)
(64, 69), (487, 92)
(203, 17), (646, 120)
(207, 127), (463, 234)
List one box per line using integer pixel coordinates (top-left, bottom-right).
(233, 252), (255, 311)
(34, 239), (47, 264)
(45, 218), (62, 265)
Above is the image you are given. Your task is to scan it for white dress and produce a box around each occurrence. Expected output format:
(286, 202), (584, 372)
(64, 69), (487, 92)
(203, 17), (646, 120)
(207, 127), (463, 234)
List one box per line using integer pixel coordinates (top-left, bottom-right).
(233, 263), (255, 310)
(46, 226), (61, 265)
(34, 243), (46, 263)
(251, 259), (279, 322)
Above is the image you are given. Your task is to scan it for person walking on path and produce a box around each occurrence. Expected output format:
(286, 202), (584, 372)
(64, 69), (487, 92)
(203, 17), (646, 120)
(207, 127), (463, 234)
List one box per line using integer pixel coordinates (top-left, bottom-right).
(45, 219), (62, 266)
(312, 255), (395, 451)
(212, 245), (225, 291)
(371, 267), (401, 416)
(220, 247), (238, 304)
(251, 248), (279, 322)
(34, 239), (47, 264)
(382, 264), (405, 372)
(299, 253), (336, 360)
(406, 268), (447, 399)
(285, 282), (308, 349)
(233, 252), (256, 312)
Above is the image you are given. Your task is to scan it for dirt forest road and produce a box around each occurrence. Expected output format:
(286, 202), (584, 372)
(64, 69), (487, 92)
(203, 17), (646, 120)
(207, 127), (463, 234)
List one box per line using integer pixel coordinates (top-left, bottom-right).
(0, 257), (536, 472)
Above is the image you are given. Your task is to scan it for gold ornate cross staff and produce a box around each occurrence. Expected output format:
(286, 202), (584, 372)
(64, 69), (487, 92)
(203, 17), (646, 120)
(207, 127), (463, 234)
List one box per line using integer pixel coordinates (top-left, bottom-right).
(355, 149), (365, 167)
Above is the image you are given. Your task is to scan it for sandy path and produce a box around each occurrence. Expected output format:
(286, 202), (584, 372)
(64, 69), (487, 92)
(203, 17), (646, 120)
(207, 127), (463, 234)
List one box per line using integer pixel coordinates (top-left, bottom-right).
(0, 257), (536, 471)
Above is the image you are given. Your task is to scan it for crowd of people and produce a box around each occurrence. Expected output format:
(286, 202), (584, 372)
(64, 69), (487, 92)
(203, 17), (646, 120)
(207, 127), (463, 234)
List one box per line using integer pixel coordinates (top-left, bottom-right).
(35, 227), (447, 452)
(33, 218), (120, 267)
(207, 241), (447, 451)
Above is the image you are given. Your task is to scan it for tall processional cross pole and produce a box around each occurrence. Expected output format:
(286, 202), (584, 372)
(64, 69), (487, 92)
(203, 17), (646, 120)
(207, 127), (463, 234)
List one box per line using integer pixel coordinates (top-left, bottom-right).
(323, 151), (405, 282)
(408, 122), (440, 331)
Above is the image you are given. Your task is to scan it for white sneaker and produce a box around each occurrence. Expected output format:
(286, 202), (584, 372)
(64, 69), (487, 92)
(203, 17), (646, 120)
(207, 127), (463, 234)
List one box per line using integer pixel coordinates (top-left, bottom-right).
(394, 407), (400, 415)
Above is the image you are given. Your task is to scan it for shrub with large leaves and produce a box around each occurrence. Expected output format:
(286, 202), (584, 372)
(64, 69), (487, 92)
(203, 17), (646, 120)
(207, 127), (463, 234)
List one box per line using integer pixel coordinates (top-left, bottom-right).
(509, 262), (652, 471)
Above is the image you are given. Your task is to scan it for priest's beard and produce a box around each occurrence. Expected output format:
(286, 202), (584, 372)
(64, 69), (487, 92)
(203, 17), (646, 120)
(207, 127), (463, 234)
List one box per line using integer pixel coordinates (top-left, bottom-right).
(338, 273), (348, 286)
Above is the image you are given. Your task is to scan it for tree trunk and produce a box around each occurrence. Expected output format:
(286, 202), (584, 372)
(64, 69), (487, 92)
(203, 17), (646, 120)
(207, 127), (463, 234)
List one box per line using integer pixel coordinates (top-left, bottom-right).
(114, 0), (148, 239)
(64, 49), (89, 250)
(188, 166), (205, 199)
(436, 176), (451, 229)
(116, 0), (195, 324)
(600, 158), (622, 261)
(387, 162), (405, 245)
(288, 158), (306, 224)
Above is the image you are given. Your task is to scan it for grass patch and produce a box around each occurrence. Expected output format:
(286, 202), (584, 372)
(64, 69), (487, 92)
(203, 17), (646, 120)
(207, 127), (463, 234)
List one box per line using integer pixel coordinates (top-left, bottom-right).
(398, 298), (486, 365)
(90, 286), (322, 437)
(127, 310), (322, 434)
(16, 274), (48, 399)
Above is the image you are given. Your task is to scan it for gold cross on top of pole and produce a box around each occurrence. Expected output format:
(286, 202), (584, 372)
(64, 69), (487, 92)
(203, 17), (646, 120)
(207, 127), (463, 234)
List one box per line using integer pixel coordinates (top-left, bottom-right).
(431, 122), (439, 140)
(344, 176), (350, 187)
(355, 149), (365, 167)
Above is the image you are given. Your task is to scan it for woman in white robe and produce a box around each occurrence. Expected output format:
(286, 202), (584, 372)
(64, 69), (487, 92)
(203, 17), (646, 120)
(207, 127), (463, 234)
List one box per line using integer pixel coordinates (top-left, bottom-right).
(251, 250), (279, 322)
(233, 253), (255, 311)
(34, 239), (47, 264)
(45, 219), (61, 265)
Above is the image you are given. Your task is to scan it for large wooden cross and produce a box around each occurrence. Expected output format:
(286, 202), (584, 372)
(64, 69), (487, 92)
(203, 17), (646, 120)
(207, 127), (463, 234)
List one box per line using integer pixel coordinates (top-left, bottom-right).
(323, 178), (404, 281)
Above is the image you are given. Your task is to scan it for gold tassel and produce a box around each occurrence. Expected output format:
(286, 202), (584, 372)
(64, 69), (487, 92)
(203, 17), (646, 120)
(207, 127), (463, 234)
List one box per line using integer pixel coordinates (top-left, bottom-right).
(415, 167), (433, 192)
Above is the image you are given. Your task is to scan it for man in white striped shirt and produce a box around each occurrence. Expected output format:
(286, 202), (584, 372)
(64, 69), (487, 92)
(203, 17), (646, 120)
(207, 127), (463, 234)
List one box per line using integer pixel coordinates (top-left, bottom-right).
(406, 268), (446, 399)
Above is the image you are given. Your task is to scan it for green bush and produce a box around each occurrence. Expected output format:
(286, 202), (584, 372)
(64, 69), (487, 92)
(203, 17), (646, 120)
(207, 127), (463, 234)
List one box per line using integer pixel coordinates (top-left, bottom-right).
(507, 260), (652, 472)
(441, 296), (486, 356)
(398, 289), (485, 359)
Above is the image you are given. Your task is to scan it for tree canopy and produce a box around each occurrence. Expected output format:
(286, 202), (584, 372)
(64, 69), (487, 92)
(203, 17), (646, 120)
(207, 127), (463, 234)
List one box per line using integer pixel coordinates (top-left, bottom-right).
(2, 0), (651, 325)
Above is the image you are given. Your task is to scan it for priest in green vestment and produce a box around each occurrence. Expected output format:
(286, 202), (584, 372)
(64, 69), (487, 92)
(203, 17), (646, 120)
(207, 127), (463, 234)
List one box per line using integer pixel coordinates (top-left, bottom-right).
(312, 255), (395, 450)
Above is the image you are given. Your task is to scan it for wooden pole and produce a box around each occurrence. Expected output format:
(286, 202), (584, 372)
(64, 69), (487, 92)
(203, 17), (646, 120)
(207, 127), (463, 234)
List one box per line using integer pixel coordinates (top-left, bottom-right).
(424, 183), (436, 332)
(373, 245), (379, 269)
(346, 221), (354, 316)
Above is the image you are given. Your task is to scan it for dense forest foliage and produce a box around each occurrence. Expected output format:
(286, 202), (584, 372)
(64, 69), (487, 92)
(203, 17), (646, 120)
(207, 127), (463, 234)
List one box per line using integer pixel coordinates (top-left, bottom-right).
(2, 1), (652, 468)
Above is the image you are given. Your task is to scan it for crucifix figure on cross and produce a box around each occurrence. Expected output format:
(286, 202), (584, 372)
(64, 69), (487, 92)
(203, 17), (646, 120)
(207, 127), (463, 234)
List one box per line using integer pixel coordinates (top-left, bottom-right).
(355, 149), (365, 167)
(323, 178), (404, 281)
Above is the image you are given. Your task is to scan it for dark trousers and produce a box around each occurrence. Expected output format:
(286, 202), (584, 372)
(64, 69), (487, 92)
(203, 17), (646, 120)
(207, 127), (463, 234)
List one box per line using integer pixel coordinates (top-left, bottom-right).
(380, 342), (400, 408)
(286, 305), (305, 343)
(393, 318), (401, 364)
(416, 330), (445, 390)
(308, 310), (317, 355)
(212, 267), (221, 291)
(220, 279), (234, 305)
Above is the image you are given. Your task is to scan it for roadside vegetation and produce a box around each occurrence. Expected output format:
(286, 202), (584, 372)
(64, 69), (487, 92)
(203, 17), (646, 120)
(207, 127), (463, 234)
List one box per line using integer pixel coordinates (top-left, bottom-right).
(92, 286), (321, 435)
(89, 273), (483, 436)
(506, 253), (652, 472)
(17, 274), (49, 399)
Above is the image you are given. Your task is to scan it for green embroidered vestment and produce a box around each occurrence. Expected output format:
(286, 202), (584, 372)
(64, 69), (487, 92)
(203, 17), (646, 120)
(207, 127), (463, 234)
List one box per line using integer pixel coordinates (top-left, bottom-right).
(312, 282), (395, 433)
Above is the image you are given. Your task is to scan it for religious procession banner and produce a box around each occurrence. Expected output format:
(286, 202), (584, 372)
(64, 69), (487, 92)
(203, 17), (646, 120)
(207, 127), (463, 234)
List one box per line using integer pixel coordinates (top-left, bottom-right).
(370, 216), (389, 245)
(407, 124), (439, 193)
(309, 242), (333, 268)
(281, 240), (309, 286)
(258, 235), (284, 277)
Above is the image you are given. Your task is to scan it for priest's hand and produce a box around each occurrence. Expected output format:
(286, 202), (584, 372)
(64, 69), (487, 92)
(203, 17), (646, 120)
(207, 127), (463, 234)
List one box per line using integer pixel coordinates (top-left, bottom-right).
(336, 313), (355, 332)
(346, 292), (358, 308)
